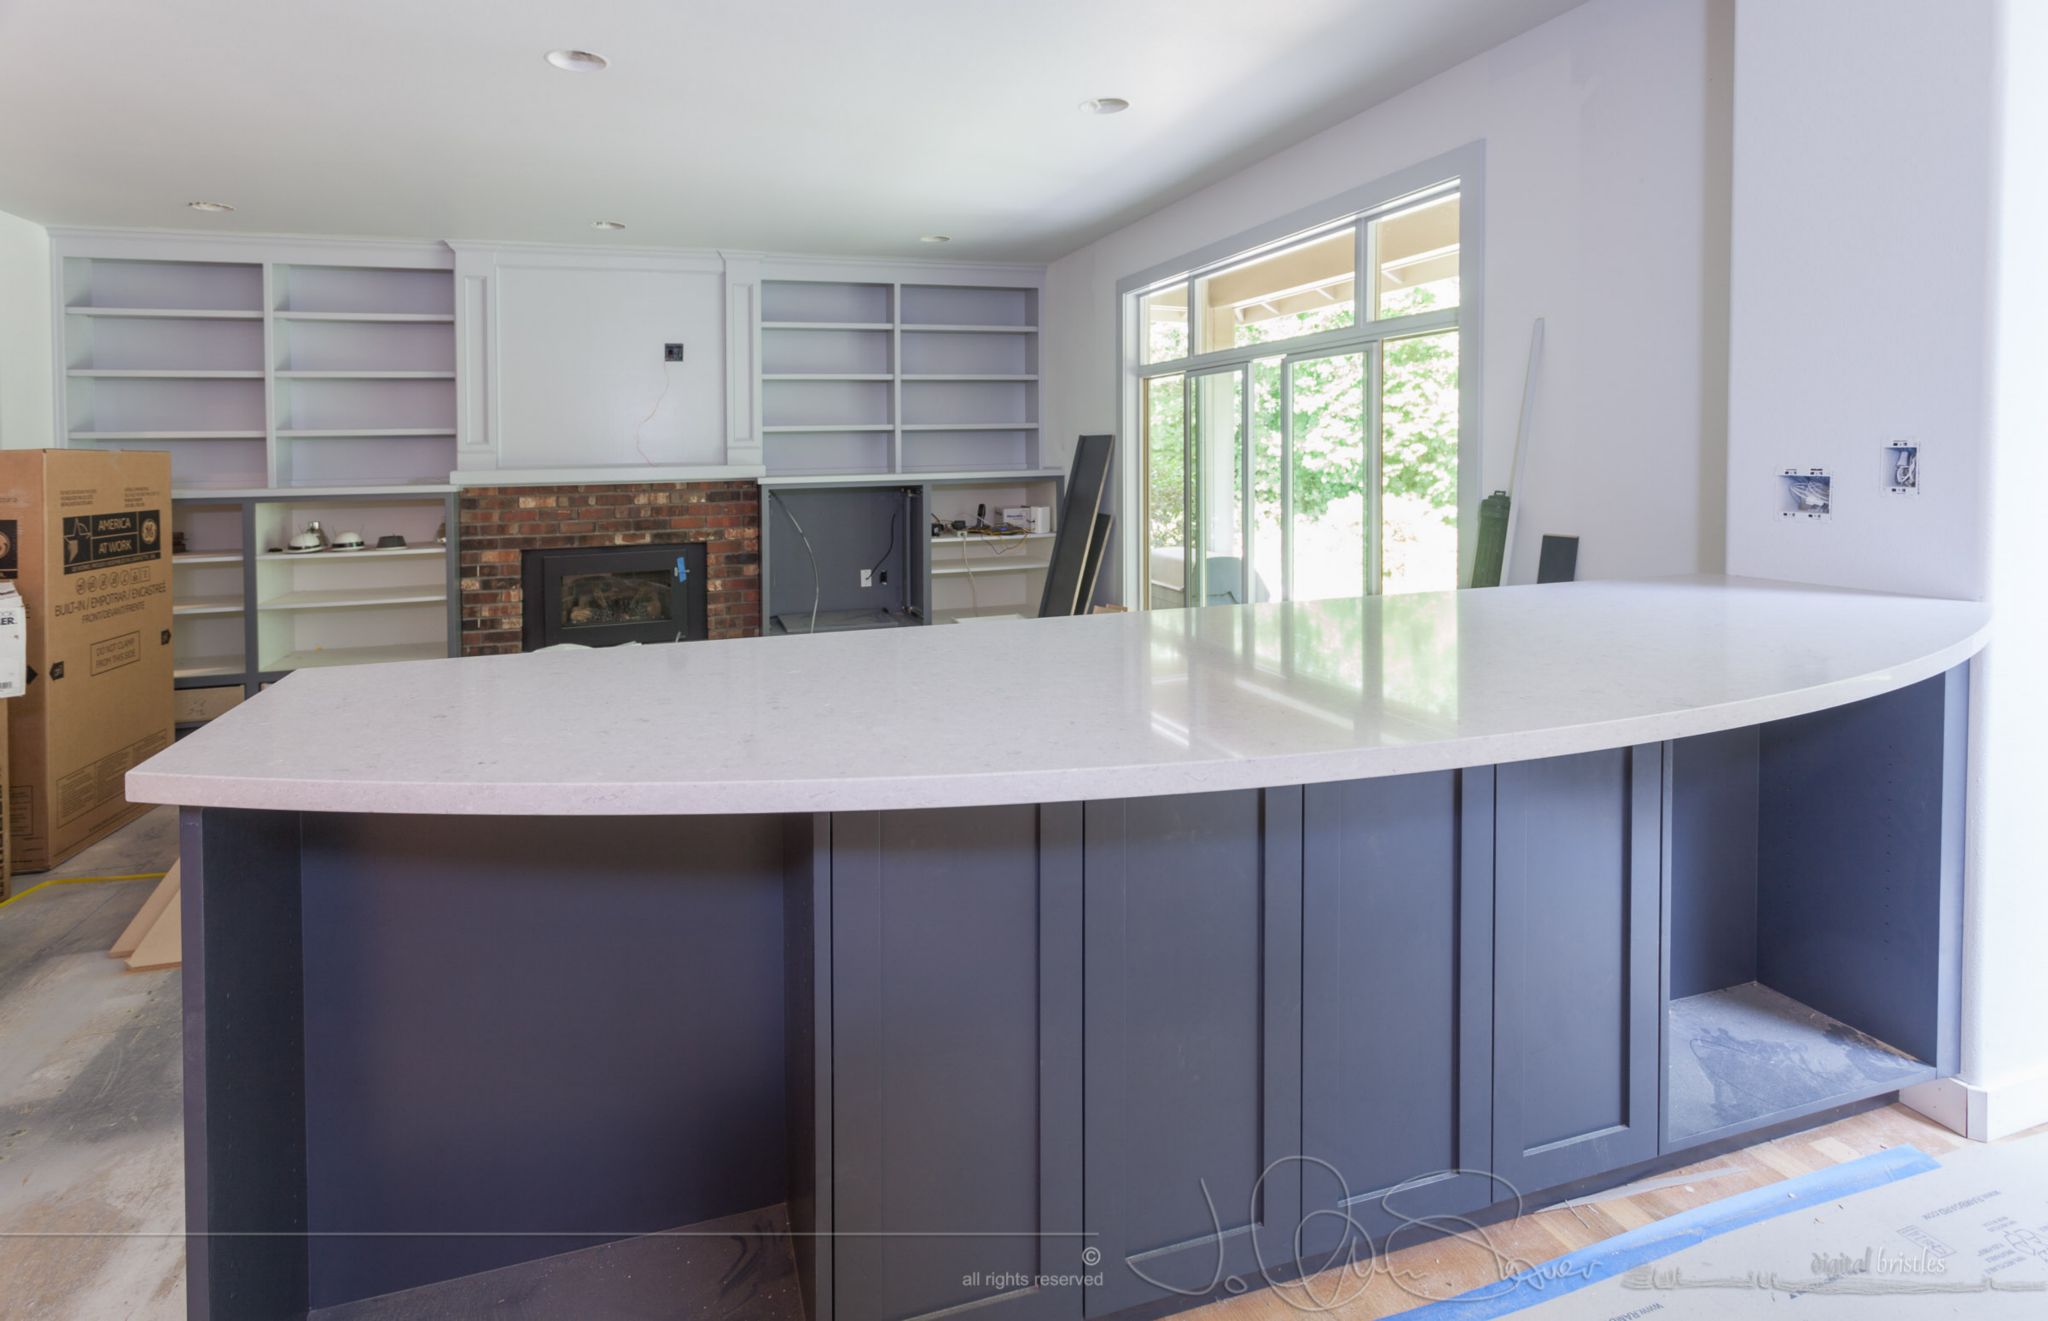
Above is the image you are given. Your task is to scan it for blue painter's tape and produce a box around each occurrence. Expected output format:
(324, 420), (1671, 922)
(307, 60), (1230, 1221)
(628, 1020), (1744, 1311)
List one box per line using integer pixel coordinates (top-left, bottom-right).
(1398, 1144), (1940, 1319)
(674, 556), (689, 582)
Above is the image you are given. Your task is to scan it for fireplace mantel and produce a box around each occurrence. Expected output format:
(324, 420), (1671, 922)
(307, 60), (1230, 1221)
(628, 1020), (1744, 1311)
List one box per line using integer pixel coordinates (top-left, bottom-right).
(451, 464), (766, 488)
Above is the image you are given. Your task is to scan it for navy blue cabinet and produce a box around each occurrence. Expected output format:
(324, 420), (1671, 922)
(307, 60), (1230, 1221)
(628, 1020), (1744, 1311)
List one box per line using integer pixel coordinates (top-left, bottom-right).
(1300, 768), (1495, 1262)
(830, 805), (1086, 1321)
(1082, 789), (1304, 1316)
(1491, 746), (1662, 1192)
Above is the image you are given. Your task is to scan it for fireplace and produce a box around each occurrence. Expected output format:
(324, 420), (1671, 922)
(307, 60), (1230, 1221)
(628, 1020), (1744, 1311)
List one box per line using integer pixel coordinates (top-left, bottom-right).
(521, 543), (709, 649)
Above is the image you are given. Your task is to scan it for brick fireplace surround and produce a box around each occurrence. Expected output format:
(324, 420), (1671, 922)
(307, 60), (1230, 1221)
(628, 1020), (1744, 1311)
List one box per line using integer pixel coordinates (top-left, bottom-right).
(457, 480), (761, 655)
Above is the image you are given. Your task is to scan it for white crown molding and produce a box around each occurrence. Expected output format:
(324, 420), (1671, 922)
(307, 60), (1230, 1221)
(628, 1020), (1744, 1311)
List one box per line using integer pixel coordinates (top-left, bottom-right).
(48, 226), (452, 267)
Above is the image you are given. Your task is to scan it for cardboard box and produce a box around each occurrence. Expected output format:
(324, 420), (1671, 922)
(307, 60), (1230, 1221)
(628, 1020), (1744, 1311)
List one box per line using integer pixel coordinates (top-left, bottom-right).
(175, 683), (244, 725)
(0, 450), (174, 873)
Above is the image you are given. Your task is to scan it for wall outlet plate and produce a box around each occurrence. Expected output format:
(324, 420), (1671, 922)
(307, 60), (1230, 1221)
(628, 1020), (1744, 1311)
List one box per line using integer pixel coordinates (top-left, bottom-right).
(1884, 439), (1921, 495)
(664, 343), (685, 363)
(1779, 468), (1832, 521)
(860, 568), (873, 588)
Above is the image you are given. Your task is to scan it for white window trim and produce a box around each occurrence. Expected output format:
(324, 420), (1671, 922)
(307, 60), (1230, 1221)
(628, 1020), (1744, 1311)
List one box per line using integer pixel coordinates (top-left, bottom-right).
(1114, 141), (1485, 605)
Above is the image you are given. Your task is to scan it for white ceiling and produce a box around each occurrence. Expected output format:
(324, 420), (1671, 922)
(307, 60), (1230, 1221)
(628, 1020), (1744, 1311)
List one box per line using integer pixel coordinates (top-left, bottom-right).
(0, 0), (1582, 263)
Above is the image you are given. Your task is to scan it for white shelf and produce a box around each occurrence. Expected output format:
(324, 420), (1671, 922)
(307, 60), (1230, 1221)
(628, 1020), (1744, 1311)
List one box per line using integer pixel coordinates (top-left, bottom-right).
(277, 428), (455, 439)
(174, 595), (245, 616)
(902, 374), (1037, 383)
(761, 321), (893, 331)
(275, 371), (455, 380)
(275, 312), (454, 323)
(174, 655), (246, 679)
(901, 324), (1039, 334)
(269, 641), (446, 670)
(900, 423), (1040, 432)
(175, 483), (456, 500)
(762, 424), (895, 434)
(763, 373), (893, 382)
(261, 544), (444, 561)
(67, 307), (261, 320)
(761, 468), (1062, 489)
(261, 587), (447, 611)
(68, 369), (264, 379)
(174, 550), (244, 565)
(931, 532), (1056, 544)
(931, 561), (1048, 577)
(71, 430), (265, 441)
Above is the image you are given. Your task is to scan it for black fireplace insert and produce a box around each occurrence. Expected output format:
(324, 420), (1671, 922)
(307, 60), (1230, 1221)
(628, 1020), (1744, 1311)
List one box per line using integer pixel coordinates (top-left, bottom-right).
(521, 542), (709, 650)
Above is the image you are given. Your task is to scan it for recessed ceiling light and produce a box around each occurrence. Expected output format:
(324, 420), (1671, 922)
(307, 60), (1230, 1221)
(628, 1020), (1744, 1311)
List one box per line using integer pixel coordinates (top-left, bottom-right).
(592, 220), (626, 231)
(919, 234), (951, 244)
(1079, 97), (1130, 115)
(186, 201), (234, 213)
(545, 49), (609, 72)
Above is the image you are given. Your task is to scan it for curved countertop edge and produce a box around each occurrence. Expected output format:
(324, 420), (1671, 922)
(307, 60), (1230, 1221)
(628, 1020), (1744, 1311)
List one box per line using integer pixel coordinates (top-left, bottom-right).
(127, 587), (1990, 817)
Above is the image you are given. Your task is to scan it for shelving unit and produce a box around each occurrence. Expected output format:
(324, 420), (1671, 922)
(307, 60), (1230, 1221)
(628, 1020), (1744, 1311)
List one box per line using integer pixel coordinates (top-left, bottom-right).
(61, 249), (463, 727)
(758, 279), (1041, 477)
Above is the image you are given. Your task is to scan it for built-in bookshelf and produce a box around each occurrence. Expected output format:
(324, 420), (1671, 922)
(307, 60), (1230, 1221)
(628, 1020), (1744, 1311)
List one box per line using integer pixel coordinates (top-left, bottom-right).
(760, 279), (1040, 477)
(171, 491), (458, 725)
(60, 254), (457, 492)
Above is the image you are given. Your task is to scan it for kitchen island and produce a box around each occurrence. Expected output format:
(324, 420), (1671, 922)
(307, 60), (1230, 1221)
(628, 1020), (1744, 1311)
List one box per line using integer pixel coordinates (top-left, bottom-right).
(131, 576), (1987, 1321)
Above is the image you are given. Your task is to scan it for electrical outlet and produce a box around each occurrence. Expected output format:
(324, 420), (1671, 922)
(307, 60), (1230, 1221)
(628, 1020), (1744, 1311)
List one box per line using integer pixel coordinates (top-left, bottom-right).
(878, 569), (888, 585)
(664, 343), (685, 362)
(860, 569), (873, 588)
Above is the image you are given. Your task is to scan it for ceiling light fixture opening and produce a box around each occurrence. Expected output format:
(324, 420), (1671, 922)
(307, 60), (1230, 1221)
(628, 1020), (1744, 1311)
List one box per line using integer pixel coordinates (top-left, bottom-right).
(186, 201), (234, 213)
(546, 49), (610, 72)
(1080, 97), (1130, 115)
(919, 234), (951, 244)
(592, 220), (626, 231)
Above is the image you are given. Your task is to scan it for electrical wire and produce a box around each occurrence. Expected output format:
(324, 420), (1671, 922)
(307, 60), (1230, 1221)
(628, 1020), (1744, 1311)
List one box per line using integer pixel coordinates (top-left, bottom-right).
(769, 491), (821, 636)
(632, 362), (676, 466)
(870, 504), (902, 579)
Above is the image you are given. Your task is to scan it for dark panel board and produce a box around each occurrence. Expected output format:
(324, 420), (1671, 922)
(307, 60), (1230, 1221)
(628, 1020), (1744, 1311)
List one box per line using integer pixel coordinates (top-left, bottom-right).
(1039, 434), (1113, 618)
(784, 814), (832, 1321)
(297, 813), (789, 1309)
(1535, 535), (1579, 584)
(1667, 726), (1760, 999)
(1301, 769), (1495, 1258)
(1493, 747), (1660, 1192)
(184, 807), (309, 1321)
(766, 486), (918, 620)
(310, 1204), (803, 1321)
(831, 804), (1084, 1321)
(1757, 670), (1961, 1065)
(1083, 788), (1303, 1316)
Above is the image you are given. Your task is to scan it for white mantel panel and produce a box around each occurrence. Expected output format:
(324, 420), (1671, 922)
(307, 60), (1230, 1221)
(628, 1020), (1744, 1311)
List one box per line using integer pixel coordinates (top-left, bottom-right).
(487, 249), (728, 471)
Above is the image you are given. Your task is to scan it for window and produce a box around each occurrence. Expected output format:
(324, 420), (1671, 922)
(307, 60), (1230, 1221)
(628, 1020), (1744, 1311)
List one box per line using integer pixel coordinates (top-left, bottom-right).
(1127, 180), (1466, 608)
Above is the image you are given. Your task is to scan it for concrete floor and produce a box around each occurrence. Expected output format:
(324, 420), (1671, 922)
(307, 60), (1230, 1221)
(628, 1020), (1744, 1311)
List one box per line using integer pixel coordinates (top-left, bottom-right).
(0, 807), (183, 1321)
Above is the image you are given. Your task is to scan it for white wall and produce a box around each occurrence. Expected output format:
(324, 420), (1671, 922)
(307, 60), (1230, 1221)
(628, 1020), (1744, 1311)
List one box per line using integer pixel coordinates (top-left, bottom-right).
(0, 208), (54, 449)
(1042, 0), (1734, 596)
(1724, 0), (1996, 600)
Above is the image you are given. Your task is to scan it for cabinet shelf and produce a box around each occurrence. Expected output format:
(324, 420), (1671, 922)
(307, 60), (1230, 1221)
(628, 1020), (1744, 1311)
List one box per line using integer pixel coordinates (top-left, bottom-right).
(274, 312), (455, 323)
(66, 306), (261, 320)
(901, 374), (1037, 383)
(900, 423), (1039, 432)
(174, 550), (244, 565)
(260, 587), (447, 611)
(930, 561), (1048, 577)
(761, 321), (893, 331)
(276, 428), (455, 439)
(763, 373), (893, 382)
(67, 369), (264, 379)
(261, 544), (445, 561)
(901, 324), (1039, 334)
(173, 655), (246, 679)
(763, 424), (894, 434)
(268, 641), (446, 670)
(275, 371), (455, 380)
(71, 430), (265, 441)
(174, 595), (246, 616)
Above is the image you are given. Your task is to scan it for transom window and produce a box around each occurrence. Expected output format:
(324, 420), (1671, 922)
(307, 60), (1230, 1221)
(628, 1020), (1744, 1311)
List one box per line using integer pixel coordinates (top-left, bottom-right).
(1129, 183), (1466, 609)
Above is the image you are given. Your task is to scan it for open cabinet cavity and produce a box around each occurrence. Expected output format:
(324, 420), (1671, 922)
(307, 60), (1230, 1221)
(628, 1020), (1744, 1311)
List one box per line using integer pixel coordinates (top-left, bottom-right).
(1662, 670), (1965, 1149)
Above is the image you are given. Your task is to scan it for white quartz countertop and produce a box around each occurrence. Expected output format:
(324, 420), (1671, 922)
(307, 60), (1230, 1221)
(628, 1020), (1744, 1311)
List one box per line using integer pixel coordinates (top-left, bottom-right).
(129, 576), (1989, 816)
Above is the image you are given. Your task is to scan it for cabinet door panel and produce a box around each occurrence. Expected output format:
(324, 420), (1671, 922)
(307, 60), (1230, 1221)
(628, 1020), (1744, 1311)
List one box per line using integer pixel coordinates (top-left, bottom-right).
(1083, 788), (1302, 1316)
(1492, 746), (1660, 1193)
(1301, 768), (1493, 1261)
(833, 804), (1084, 1321)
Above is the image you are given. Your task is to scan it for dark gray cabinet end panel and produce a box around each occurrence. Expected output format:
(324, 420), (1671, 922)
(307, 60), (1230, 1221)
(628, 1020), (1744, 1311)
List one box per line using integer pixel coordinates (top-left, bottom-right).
(1084, 789), (1303, 1316)
(785, 813), (833, 1321)
(1492, 747), (1661, 1194)
(1301, 768), (1494, 1259)
(832, 805), (1083, 1321)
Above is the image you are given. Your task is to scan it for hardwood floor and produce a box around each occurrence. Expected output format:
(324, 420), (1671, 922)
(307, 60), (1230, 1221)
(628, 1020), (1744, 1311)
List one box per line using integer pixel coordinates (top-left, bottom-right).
(1192, 1102), (2018, 1319)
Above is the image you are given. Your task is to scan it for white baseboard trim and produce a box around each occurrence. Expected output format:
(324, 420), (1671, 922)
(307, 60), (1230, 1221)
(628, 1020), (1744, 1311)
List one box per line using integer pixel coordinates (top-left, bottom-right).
(1902, 1067), (2048, 1141)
